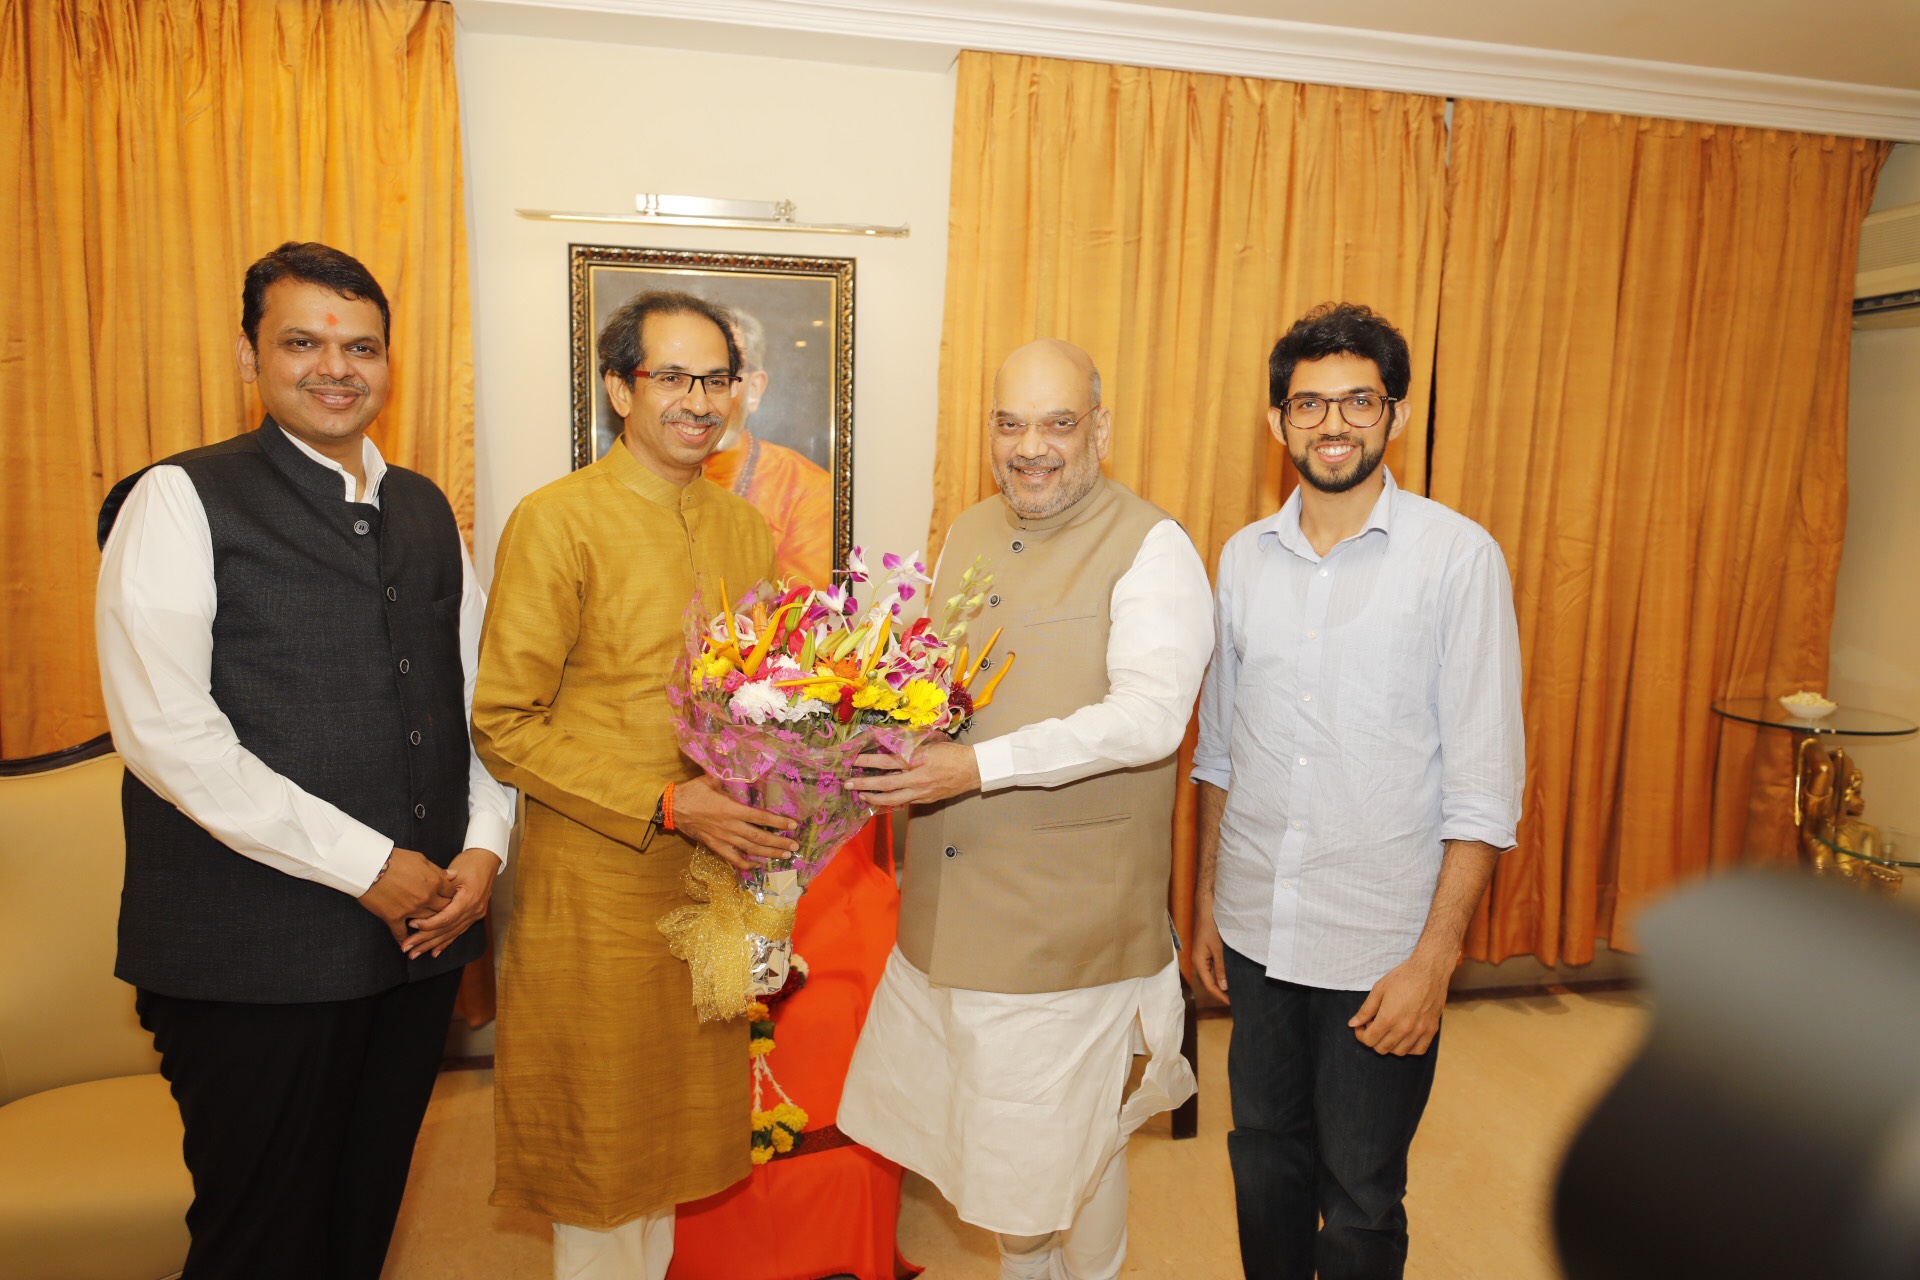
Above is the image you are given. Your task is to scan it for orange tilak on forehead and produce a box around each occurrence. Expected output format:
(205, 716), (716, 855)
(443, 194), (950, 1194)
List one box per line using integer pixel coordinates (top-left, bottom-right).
(324, 312), (338, 326)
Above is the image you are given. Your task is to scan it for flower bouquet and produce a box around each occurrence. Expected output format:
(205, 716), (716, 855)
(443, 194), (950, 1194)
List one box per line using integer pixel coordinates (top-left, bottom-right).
(658, 548), (1013, 1022)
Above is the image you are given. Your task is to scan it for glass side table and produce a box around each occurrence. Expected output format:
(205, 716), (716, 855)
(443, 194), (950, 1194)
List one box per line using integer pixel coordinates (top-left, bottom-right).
(1710, 698), (1918, 740)
(1808, 827), (1918, 896)
(1711, 698), (1919, 891)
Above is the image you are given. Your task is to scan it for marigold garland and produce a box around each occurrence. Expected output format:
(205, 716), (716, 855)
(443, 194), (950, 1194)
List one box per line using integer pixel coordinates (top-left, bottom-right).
(749, 956), (810, 1164)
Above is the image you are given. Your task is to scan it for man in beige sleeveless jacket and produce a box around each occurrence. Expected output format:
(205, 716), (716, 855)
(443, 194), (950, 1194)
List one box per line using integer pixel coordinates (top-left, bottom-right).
(841, 340), (1213, 1280)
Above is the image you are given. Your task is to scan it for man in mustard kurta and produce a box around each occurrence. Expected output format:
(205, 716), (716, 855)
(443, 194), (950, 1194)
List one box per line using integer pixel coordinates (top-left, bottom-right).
(473, 292), (796, 1279)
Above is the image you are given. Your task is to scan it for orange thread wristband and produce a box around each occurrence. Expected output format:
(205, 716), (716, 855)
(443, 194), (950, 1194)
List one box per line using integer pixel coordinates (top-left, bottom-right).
(661, 782), (676, 832)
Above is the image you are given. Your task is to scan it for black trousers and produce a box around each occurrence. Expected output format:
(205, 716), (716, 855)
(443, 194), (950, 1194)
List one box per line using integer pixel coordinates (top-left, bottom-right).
(136, 969), (462, 1280)
(1223, 946), (1440, 1280)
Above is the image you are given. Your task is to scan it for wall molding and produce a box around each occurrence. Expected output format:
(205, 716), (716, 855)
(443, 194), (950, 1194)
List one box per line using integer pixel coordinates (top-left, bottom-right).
(454, 0), (1920, 142)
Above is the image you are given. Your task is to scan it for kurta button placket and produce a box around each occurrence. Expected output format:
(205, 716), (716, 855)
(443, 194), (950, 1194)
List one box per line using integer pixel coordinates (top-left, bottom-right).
(988, 594), (1001, 607)
(353, 519), (370, 536)
(385, 586), (398, 602)
(414, 804), (427, 819)
(409, 730), (422, 746)
(398, 659), (410, 674)
(1010, 538), (1024, 553)
(943, 845), (959, 859)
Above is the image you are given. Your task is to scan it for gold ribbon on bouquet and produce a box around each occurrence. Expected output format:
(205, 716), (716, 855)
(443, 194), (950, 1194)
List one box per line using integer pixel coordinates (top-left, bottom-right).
(657, 850), (798, 1022)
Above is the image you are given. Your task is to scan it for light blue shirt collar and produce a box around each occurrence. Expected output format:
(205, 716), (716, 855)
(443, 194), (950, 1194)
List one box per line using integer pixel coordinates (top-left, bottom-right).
(1258, 467), (1399, 562)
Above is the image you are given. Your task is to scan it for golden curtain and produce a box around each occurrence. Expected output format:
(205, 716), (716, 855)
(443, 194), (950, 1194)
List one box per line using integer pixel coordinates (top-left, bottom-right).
(932, 51), (1451, 972)
(1431, 102), (1888, 963)
(0, 0), (473, 758)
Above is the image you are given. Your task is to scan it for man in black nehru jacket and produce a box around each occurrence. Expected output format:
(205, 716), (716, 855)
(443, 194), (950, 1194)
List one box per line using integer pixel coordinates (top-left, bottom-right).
(94, 242), (514, 1279)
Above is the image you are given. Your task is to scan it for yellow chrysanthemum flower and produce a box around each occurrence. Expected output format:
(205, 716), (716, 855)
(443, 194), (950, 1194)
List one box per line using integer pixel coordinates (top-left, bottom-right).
(853, 681), (902, 713)
(749, 1037), (775, 1058)
(797, 662), (846, 703)
(771, 1128), (795, 1153)
(750, 1146), (773, 1165)
(692, 650), (735, 687)
(891, 678), (948, 728)
(747, 1002), (769, 1021)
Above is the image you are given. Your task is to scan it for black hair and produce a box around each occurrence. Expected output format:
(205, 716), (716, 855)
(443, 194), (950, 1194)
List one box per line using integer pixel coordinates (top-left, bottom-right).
(1268, 302), (1412, 406)
(598, 291), (742, 385)
(241, 242), (391, 349)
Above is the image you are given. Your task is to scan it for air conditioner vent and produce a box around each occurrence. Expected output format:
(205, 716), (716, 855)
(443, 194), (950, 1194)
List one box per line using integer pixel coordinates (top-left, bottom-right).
(1854, 202), (1920, 327)
(1859, 204), (1920, 275)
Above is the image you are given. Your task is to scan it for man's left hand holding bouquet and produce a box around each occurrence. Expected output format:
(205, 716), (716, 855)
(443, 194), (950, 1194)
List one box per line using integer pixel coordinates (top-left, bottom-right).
(846, 739), (982, 807)
(673, 776), (799, 872)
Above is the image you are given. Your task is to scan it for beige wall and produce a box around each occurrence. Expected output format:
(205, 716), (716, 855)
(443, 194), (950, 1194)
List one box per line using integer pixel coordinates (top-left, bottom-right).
(455, 30), (956, 578)
(1830, 143), (1920, 834)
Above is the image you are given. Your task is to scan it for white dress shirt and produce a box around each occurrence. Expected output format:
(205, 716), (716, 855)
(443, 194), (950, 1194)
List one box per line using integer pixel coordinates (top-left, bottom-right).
(972, 519), (1215, 790)
(95, 428), (515, 899)
(1193, 470), (1524, 991)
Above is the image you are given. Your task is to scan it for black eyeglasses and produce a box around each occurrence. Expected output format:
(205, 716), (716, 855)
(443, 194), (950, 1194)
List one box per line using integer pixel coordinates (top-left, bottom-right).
(1280, 393), (1397, 430)
(632, 369), (742, 397)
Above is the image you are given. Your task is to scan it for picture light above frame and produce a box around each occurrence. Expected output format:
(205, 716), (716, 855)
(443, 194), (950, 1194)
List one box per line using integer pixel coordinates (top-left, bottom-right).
(519, 193), (910, 238)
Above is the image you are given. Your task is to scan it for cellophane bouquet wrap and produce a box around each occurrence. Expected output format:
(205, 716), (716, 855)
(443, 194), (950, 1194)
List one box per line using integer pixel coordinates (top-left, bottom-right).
(659, 548), (1013, 1022)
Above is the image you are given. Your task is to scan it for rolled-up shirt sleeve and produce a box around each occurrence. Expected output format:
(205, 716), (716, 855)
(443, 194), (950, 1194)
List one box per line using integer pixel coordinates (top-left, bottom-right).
(973, 520), (1214, 791)
(1190, 538), (1238, 791)
(1435, 539), (1525, 849)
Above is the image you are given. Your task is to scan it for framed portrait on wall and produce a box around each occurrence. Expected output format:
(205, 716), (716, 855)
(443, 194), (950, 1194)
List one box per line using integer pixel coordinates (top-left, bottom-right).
(569, 244), (855, 584)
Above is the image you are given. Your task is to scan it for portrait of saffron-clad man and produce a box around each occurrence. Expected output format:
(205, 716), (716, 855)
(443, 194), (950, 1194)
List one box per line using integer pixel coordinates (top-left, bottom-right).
(1191, 303), (1525, 1280)
(95, 241), (514, 1280)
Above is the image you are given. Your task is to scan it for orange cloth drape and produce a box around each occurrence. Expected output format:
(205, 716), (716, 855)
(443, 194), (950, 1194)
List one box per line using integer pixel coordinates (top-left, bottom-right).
(0, 0), (473, 758)
(672, 821), (915, 1280)
(1431, 103), (1888, 961)
(932, 51), (1450, 971)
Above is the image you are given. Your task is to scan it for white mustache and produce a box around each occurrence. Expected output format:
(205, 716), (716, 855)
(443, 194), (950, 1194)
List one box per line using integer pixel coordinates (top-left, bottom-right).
(664, 411), (725, 428)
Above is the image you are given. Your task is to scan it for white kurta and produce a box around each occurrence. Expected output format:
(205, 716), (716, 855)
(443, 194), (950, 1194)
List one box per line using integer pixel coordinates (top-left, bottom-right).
(839, 519), (1211, 1236)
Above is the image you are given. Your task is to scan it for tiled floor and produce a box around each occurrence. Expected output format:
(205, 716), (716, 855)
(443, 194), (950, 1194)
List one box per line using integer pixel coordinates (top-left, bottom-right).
(384, 990), (1646, 1279)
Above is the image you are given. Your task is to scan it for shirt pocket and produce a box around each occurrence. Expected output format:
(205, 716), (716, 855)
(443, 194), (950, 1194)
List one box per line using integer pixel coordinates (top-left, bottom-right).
(1014, 599), (1102, 667)
(1031, 812), (1134, 835)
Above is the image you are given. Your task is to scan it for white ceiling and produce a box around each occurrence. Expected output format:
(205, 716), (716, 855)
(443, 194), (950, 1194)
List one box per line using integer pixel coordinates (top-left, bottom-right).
(454, 0), (1920, 140)
(1111, 0), (1920, 90)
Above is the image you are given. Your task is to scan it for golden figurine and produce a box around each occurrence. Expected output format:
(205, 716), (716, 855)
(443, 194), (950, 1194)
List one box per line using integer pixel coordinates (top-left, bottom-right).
(1796, 738), (1840, 876)
(1829, 749), (1899, 895)
(1795, 740), (1899, 894)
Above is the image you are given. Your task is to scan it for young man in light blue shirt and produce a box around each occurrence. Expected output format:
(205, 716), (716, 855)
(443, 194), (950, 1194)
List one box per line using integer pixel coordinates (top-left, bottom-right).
(1192, 302), (1525, 1280)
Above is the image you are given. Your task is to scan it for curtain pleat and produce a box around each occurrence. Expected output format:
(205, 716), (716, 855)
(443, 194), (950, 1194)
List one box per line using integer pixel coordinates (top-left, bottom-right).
(0, 0), (471, 758)
(1432, 102), (1888, 962)
(932, 51), (1451, 974)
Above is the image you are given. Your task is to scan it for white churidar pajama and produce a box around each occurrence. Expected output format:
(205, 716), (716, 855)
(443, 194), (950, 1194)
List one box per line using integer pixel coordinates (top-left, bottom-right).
(552, 1209), (674, 1280)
